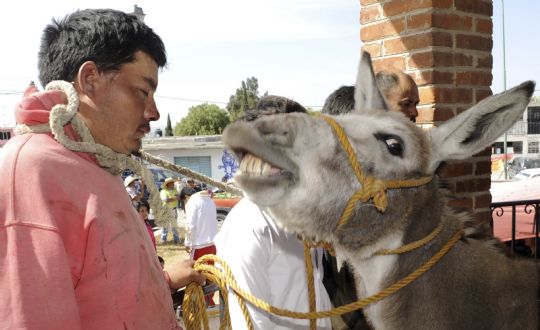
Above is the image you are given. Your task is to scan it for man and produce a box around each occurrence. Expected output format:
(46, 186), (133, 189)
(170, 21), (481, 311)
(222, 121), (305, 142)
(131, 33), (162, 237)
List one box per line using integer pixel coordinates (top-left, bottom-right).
(214, 96), (332, 329)
(185, 189), (218, 306)
(125, 174), (145, 205)
(321, 69), (420, 329)
(0, 9), (203, 329)
(322, 69), (420, 122)
(180, 178), (200, 210)
(160, 177), (181, 244)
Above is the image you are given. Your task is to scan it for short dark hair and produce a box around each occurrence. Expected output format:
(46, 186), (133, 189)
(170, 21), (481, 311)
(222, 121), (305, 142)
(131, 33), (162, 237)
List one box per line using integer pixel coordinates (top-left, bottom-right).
(135, 200), (150, 212)
(239, 95), (307, 122)
(322, 86), (355, 115)
(38, 9), (167, 87)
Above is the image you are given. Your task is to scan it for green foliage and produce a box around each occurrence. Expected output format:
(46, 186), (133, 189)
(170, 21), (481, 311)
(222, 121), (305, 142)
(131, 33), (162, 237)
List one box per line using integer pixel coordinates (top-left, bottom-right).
(174, 103), (230, 136)
(226, 77), (260, 121)
(165, 113), (173, 136)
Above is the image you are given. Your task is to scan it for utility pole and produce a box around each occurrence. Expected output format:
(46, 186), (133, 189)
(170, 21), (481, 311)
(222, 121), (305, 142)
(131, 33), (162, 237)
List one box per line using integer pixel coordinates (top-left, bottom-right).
(502, 0), (508, 179)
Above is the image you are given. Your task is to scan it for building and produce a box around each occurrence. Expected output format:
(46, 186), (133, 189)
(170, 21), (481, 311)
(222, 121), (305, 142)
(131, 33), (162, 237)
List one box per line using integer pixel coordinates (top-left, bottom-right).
(493, 101), (540, 157)
(142, 135), (237, 182)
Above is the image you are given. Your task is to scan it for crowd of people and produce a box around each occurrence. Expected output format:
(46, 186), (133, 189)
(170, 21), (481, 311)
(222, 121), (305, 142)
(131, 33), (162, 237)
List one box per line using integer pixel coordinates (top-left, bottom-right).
(0, 7), (421, 330)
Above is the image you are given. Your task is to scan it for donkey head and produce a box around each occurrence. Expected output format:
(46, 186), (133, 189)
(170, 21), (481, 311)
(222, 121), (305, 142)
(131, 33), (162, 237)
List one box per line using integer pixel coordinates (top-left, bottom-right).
(222, 52), (534, 248)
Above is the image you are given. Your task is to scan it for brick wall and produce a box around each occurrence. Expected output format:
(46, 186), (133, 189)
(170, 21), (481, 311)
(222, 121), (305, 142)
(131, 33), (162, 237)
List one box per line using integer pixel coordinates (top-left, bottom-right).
(359, 0), (494, 222)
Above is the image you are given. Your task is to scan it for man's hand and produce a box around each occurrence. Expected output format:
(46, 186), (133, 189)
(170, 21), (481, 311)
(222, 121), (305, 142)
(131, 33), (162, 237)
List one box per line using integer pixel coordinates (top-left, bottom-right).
(167, 259), (205, 290)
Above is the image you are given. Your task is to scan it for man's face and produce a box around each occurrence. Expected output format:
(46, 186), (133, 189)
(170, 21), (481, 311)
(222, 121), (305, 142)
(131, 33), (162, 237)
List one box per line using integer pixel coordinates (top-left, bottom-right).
(386, 76), (419, 122)
(81, 51), (160, 154)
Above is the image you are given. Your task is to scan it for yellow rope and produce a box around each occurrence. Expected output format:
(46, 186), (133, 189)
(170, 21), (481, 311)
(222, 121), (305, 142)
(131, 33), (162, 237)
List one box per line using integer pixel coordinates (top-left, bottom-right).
(376, 220), (445, 255)
(303, 242), (317, 330)
(183, 229), (462, 328)
(319, 115), (433, 231)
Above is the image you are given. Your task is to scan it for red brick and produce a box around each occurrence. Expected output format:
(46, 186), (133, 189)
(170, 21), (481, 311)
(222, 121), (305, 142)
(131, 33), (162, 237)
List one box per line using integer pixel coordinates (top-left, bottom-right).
(384, 31), (452, 55)
(416, 107), (434, 123)
(414, 70), (454, 85)
(456, 71), (493, 86)
(475, 160), (492, 176)
(372, 56), (406, 72)
(455, 0), (493, 16)
(361, 18), (406, 42)
(455, 177), (491, 193)
(419, 86), (436, 104)
(439, 162), (473, 178)
(454, 53), (474, 67)
(361, 4), (382, 25)
(432, 106), (457, 121)
(456, 34), (493, 52)
(407, 12), (474, 32)
(431, 87), (473, 104)
(448, 197), (473, 209)
(477, 54), (493, 69)
(475, 89), (493, 102)
(362, 43), (382, 57)
(476, 18), (493, 34)
(408, 51), (452, 69)
(383, 0), (440, 16)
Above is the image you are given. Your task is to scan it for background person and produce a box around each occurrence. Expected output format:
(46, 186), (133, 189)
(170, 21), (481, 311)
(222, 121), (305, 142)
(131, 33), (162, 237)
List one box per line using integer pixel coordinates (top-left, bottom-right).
(185, 189), (218, 307)
(214, 96), (332, 329)
(160, 177), (181, 244)
(322, 69), (419, 122)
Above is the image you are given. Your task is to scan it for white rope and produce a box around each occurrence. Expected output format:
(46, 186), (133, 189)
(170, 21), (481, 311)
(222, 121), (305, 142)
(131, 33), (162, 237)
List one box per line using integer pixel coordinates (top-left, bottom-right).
(15, 80), (173, 227)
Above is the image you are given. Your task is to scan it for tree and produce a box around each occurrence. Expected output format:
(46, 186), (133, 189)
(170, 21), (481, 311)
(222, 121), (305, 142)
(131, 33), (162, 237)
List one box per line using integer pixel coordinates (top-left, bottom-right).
(226, 77), (260, 121)
(175, 103), (230, 136)
(165, 113), (173, 136)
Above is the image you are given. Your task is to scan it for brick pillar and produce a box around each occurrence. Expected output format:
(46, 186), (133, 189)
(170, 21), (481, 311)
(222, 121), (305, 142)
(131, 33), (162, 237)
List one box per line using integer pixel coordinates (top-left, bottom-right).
(360, 0), (494, 223)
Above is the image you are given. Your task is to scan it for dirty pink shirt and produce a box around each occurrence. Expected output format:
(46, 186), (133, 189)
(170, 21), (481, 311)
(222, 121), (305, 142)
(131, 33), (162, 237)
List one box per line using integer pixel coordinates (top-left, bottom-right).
(0, 87), (179, 329)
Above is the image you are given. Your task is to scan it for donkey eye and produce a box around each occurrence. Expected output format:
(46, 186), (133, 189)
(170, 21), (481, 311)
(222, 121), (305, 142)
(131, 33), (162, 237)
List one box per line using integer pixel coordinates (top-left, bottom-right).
(385, 137), (403, 157)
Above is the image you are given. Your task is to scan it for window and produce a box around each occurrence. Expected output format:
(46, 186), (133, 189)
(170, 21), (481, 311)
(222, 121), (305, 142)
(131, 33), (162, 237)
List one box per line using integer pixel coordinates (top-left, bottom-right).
(174, 156), (212, 178)
(0, 131), (11, 140)
(528, 141), (539, 154)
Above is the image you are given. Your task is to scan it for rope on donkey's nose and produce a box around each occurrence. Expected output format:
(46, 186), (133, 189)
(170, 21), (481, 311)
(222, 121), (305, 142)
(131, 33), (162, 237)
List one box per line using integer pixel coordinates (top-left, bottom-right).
(319, 115), (433, 231)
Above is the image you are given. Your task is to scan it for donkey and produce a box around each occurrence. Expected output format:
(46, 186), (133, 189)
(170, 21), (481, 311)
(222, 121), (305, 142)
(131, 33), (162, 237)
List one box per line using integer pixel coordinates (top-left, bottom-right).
(222, 52), (538, 329)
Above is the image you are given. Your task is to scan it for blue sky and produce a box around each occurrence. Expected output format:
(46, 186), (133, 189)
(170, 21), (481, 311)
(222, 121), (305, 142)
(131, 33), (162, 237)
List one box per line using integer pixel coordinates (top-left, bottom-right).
(0, 0), (537, 130)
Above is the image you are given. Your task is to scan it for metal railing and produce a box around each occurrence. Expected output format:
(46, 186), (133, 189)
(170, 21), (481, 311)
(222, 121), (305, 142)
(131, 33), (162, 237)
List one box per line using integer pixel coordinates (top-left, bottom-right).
(491, 199), (540, 259)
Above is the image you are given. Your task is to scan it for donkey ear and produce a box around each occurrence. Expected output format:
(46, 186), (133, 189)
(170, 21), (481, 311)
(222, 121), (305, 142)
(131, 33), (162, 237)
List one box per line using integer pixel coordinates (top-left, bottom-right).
(353, 51), (389, 112)
(427, 81), (535, 172)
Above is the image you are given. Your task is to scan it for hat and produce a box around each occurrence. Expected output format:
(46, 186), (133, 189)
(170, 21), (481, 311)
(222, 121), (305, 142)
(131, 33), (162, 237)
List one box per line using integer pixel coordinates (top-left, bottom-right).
(161, 177), (175, 189)
(124, 175), (139, 187)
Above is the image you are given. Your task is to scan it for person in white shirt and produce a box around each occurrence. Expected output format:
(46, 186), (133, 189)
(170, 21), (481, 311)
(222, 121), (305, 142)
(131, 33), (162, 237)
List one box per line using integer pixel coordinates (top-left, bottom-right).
(213, 96), (332, 329)
(185, 189), (218, 306)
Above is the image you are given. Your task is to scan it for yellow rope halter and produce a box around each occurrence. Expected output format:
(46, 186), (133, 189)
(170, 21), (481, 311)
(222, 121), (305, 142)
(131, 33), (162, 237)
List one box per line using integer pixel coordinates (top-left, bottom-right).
(319, 115), (433, 231)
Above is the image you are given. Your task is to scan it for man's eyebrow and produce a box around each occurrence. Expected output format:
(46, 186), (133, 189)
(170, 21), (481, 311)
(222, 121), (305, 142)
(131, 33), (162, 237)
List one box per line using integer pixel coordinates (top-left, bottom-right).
(143, 77), (158, 90)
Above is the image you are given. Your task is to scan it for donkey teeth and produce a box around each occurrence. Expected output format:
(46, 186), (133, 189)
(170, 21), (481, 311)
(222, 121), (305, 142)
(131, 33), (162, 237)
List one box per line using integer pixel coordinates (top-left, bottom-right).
(240, 153), (273, 177)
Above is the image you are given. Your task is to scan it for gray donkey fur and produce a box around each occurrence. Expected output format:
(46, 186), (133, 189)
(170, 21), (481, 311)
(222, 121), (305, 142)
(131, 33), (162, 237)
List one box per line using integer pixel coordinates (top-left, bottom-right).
(222, 52), (538, 329)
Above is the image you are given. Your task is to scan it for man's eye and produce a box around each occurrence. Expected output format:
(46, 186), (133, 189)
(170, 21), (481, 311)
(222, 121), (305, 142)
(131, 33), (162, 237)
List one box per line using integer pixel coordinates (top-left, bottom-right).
(385, 137), (403, 157)
(140, 89), (149, 97)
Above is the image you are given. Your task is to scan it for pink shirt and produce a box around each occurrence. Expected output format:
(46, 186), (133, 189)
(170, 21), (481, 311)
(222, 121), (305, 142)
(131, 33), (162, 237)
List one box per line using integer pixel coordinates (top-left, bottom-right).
(0, 87), (179, 329)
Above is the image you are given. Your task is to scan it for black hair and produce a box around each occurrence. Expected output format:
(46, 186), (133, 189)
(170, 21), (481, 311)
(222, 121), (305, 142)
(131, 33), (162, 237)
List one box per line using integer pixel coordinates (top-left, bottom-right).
(322, 86), (355, 115)
(38, 8), (167, 87)
(239, 95), (307, 122)
(135, 200), (150, 212)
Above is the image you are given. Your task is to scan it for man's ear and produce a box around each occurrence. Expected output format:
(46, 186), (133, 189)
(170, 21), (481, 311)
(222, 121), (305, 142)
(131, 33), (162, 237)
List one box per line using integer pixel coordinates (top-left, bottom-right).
(75, 61), (100, 97)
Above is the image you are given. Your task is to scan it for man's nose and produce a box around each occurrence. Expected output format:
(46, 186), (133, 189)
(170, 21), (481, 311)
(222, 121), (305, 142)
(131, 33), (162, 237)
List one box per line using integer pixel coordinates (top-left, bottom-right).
(145, 96), (160, 122)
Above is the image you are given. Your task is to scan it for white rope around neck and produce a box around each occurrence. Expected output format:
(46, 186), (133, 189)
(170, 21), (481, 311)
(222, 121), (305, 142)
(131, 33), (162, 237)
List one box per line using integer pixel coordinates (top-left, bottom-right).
(14, 80), (174, 227)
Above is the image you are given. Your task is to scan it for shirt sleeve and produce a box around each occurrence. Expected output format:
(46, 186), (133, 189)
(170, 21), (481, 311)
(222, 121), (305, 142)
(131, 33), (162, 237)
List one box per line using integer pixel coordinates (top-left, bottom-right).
(184, 199), (196, 247)
(1, 225), (83, 329)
